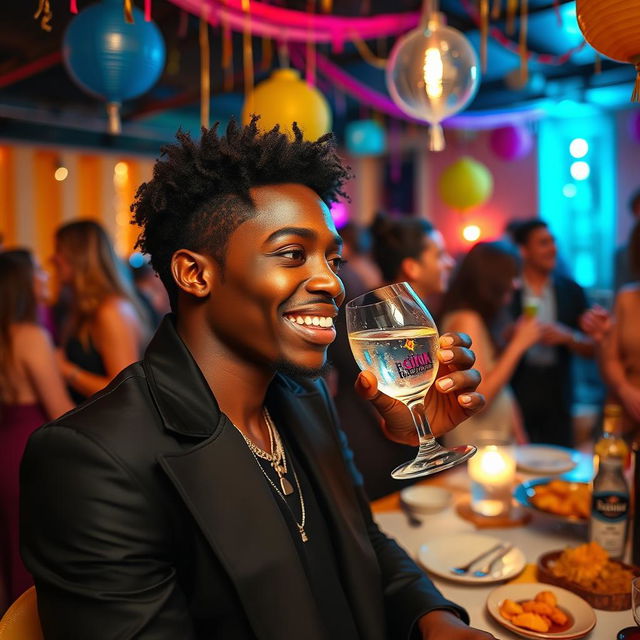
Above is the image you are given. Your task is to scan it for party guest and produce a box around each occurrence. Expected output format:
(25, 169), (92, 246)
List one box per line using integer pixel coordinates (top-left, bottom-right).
(510, 219), (594, 446)
(53, 220), (149, 404)
(0, 250), (73, 612)
(22, 119), (493, 639)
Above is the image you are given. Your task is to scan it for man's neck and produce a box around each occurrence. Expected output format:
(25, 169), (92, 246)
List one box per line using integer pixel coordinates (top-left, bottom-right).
(522, 266), (551, 295)
(176, 315), (274, 448)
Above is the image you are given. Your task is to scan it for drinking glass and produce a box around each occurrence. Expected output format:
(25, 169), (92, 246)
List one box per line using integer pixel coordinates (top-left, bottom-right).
(616, 577), (640, 640)
(346, 282), (476, 478)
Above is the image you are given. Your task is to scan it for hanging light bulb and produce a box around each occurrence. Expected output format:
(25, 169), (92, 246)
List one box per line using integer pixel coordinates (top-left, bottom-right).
(386, 0), (480, 151)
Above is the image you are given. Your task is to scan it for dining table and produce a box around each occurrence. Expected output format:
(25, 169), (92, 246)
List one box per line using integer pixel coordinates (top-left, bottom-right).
(370, 451), (637, 639)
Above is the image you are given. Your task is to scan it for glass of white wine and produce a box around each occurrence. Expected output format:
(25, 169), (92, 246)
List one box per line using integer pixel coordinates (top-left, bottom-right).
(346, 282), (476, 478)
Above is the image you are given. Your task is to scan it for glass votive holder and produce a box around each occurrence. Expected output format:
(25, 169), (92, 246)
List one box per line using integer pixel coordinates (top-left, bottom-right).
(467, 439), (516, 517)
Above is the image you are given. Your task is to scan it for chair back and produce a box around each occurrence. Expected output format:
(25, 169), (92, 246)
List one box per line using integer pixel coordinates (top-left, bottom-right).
(0, 587), (43, 640)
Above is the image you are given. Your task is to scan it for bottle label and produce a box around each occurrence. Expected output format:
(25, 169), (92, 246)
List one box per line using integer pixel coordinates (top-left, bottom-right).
(590, 491), (629, 558)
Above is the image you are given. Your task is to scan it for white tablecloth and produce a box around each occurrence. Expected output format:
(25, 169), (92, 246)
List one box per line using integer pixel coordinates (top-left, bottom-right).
(373, 463), (635, 638)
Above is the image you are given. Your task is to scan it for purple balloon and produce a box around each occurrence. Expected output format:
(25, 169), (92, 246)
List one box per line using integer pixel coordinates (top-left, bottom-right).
(629, 110), (640, 143)
(489, 125), (533, 161)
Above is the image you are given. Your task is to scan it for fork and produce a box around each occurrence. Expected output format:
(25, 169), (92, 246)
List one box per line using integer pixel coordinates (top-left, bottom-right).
(450, 542), (505, 575)
(472, 544), (514, 578)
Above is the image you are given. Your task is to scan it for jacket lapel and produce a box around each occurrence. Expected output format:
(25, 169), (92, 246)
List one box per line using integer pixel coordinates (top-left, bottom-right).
(268, 379), (386, 640)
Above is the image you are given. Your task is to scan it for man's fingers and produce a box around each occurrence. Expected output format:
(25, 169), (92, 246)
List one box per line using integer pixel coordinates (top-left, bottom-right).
(438, 345), (475, 371)
(457, 391), (485, 412)
(439, 331), (472, 349)
(435, 368), (481, 393)
(354, 371), (403, 415)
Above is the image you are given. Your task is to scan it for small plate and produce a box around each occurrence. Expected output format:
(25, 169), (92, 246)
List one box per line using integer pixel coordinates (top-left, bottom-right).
(514, 478), (589, 525)
(418, 533), (526, 584)
(400, 485), (451, 514)
(487, 583), (597, 639)
(515, 444), (579, 475)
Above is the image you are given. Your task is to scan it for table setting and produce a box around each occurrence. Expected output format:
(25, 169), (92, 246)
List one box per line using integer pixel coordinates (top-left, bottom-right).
(371, 447), (638, 639)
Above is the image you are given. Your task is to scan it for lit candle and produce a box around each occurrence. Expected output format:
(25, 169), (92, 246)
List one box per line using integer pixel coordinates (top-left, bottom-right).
(468, 442), (516, 517)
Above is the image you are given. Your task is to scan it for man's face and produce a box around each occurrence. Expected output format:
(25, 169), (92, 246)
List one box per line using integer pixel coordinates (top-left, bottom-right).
(521, 226), (557, 273)
(206, 183), (345, 376)
(412, 231), (454, 296)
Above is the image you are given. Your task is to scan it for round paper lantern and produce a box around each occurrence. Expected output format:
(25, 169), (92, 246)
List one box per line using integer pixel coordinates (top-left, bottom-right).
(489, 125), (533, 161)
(576, 0), (640, 101)
(629, 110), (640, 143)
(345, 119), (386, 156)
(242, 69), (331, 141)
(438, 157), (493, 211)
(63, 0), (166, 134)
(386, 12), (479, 151)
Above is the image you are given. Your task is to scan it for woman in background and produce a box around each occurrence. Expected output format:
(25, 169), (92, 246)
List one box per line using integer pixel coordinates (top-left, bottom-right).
(53, 220), (149, 404)
(440, 242), (539, 447)
(0, 250), (73, 611)
(582, 220), (640, 444)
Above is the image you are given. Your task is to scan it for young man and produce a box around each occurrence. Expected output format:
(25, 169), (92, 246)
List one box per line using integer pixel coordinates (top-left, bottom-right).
(510, 219), (594, 446)
(21, 120), (492, 639)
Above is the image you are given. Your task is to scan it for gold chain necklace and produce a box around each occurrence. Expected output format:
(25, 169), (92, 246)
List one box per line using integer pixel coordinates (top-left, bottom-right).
(236, 409), (308, 542)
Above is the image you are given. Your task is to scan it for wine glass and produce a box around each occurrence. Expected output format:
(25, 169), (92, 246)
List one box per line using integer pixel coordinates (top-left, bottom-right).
(346, 282), (476, 478)
(617, 577), (640, 640)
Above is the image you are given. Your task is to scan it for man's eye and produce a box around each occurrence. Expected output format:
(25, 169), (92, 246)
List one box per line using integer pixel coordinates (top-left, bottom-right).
(329, 257), (348, 273)
(279, 249), (305, 262)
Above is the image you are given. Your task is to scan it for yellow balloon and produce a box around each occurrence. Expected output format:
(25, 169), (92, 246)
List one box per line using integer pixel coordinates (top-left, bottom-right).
(438, 156), (493, 211)
(242, 68), (332, 141)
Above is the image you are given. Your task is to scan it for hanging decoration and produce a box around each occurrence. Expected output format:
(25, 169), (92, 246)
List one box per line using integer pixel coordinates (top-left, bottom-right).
(62, 0), (166, 134)
(345, 119), (386, 156)
(199, 4), (211, 128)
(34, 0), (53, 31)
(438, 157), (493, 211)
(241, 68), (331, 141)
(576, 0), (640, 101)
(386, 0), (480, 151)
(489, 124), (533, 161)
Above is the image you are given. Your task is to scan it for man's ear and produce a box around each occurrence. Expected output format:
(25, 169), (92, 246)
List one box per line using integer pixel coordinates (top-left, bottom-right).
(171, 250), (217, 299)
(400, 256), (420, 281)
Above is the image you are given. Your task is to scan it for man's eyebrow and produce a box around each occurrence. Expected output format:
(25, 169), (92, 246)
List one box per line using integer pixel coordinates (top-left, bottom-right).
(266, 227), (344, 248)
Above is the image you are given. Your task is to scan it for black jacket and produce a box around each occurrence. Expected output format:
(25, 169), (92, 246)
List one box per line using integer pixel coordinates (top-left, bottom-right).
(21, 316), (466, 640)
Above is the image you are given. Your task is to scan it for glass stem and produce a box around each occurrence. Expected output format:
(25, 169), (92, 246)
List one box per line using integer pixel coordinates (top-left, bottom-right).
(407, 398), (439, 452)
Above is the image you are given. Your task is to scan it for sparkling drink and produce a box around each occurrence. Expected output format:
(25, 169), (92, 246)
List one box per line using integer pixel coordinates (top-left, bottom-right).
(348, 327), (439, 401)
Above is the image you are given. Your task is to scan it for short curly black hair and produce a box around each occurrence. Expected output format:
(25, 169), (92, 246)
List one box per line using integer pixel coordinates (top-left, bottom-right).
(131, 117), (351, 310)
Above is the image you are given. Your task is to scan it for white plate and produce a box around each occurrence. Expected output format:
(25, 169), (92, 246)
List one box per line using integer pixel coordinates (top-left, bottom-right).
(400, 485), (451, 513)
(515, 444), (579, 474)
(418, 533), (526, 584)
(486, 583), (597, 639)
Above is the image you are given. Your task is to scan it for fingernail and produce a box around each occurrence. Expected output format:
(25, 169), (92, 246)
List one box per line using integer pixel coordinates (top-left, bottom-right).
(438, 377), (454, 391)
(440, 336), (454, 347)
(359, 375), (371, 389)
(440, 349), (454, 362)
(460, 394), (472, 404)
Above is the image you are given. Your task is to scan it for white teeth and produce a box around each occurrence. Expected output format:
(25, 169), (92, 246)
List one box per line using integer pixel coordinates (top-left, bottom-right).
(296, 316), (304, 325)
(312, 316), (320, 326)
(304, 316), (313, 326)
(286, 314), (334, 327)
(318, 317), (327, 328)
(326, 317), (333, 327)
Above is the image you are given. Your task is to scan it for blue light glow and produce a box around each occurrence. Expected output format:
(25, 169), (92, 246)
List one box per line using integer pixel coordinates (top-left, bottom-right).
(569, 138), (589, 158)
(570, 161), (590, 180)
(562, 184), (577, 198)
(128, 252), (145, 268)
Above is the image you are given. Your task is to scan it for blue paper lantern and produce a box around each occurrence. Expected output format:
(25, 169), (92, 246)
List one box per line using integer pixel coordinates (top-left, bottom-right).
(63, 0), (166, 134)
(345, 119), (386, 156)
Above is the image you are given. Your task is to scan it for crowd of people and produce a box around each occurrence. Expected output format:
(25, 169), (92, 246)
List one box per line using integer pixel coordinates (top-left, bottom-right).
(0, 121), (638, 638)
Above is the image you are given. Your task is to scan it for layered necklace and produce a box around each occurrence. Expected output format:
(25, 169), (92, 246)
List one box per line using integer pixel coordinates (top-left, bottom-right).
(237, 407), (308, 543)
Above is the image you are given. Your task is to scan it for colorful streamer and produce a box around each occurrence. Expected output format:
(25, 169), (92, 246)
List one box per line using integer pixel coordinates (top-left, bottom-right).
(70, 0), (78, 14)
(124, 0), (134, 24)
(34, 0), (53, 31)
(199, 7), (211, 128)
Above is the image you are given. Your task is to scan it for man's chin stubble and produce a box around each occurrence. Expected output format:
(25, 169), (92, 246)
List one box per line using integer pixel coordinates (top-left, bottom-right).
(274, 358), (331, 380)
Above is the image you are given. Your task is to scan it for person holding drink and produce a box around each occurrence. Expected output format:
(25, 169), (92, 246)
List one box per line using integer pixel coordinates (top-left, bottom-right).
(21, 119), (494, 639)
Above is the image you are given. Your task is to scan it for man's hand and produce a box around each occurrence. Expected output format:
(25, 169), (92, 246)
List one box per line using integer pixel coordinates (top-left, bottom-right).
(354, 333), (485, 446)
(539, 322), (573, 346)
(418, 610), (498, 639)
(579, 306), (613, 343)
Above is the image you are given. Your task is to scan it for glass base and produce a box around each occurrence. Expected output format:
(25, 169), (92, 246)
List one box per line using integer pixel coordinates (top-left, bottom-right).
(617, 628), (640, 640)
(391, 445), (476, 479)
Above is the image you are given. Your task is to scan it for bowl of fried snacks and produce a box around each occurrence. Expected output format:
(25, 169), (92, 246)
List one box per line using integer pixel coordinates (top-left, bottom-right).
(538, 542), (640, 611)
(514, 478), (590, 523)
(487, 583), (596, 639)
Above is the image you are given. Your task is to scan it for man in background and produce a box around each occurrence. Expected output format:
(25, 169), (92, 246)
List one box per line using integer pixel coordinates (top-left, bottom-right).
(510, 219), (595, 446)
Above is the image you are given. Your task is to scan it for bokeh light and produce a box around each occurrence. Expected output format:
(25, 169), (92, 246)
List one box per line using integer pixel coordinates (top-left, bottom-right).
(569, 138), (589, 158)
(570, 161), (590, 181)
(462, 224), (481, 242)
(54, 167), (68, 181)
(562, 183), (577, 198)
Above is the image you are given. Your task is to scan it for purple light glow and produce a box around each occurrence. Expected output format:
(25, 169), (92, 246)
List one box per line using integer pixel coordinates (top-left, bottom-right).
(330, 202), (349, 228)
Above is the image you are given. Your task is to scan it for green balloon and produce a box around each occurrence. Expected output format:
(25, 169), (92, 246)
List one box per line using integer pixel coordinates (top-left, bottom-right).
(438, 156), (493, 211)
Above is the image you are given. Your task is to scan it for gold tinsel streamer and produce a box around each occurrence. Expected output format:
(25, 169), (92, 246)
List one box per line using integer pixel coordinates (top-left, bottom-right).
(242, 0), (254, 110)
(480, 0), (489, 72)
(34, 0), (52, 32)
(519, 0), (528, 85)
(321, 0), (333, 12)
(632, 56), (640, 103)
(221, 7), (235, 92)
(506, 0), (517, 36)
(199, 7), (211, 128)
(352, 35), (387, 69)
(260, 37), (273, 72)
(491, 0), (501, 20)
(306, 1), (316, 85)
(124, 0), (134, 24)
